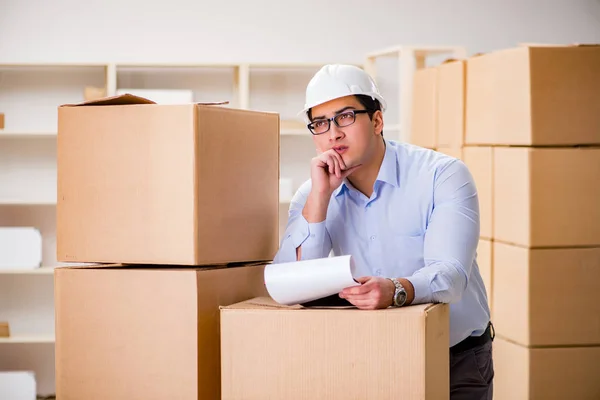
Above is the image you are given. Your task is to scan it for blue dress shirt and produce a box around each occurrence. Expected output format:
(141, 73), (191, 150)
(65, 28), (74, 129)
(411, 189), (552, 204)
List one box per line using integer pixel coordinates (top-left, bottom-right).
(274, 139), (491, 347)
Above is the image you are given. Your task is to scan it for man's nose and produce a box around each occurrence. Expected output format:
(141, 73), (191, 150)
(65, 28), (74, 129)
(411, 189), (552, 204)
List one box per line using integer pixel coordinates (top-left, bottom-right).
(328, 122), (344, 141)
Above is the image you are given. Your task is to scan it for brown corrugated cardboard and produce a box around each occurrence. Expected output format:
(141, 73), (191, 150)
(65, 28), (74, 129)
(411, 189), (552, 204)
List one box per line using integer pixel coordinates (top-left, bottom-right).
(57, 94), (280, 265)
(493, 337), (600, 400)
(436, 147), (463, 160)
(477, 239), (492, 311)
(0, 113), (4, 129)
(493, 242), (600, 346)
(494, 147), (600, 247)
(0, 322), (9, 337)
(465, 45), (600, 146)
(410, 67), (437, 149)
(55, 263), (267, 400)
(463, 147), (493, 240)
(220, 297), (450, 400)
(437, 60), (465, 147)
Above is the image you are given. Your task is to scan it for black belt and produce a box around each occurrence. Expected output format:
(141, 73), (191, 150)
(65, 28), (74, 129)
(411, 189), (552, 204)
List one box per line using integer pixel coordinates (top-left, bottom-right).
(450, 322), (495, 355)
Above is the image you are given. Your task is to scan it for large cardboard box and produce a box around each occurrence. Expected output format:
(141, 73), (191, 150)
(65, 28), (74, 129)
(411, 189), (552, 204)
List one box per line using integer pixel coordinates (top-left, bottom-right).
(0, 322), (9, 337)
(57, 94), (280, 265)
(55, 263), (267, 400)
(477, 238), (492, 311)
(463, 146), (493, 240)
(437, 60), (465, 148)
(465, 45), (600, 146)
(410, 67), (437, 149)
(494, 147), (600, 248)
(221, 297), (450, 400)
(493, 242), (600, 346)
(493, 337), (600, 400)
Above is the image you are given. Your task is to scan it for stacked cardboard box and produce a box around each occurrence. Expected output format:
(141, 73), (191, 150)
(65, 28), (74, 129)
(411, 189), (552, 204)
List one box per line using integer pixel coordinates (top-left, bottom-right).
(464, 45), (600, 399)
(410, 58), (465, 159)
(54, 94), (280, 399)
(410, 66), (438, 150)
(411, 59), (492, 305)
(220, 297), (450, 399)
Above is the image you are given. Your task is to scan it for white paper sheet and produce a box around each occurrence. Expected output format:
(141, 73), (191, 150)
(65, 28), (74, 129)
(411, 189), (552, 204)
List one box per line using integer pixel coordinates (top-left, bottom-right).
(264, 255), (360, 305)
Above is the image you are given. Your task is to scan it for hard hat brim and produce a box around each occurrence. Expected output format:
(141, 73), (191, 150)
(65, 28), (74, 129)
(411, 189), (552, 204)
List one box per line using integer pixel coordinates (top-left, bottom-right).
(298, 92), (387, 121)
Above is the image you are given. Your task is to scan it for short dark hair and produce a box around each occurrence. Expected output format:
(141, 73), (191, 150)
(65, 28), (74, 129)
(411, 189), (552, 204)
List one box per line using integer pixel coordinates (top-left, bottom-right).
(354, 94), (382, 119)
(307, 94), (383, 136)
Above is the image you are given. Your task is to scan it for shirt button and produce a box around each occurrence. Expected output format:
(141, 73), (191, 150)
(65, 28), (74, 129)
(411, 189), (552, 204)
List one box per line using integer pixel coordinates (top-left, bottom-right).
(375, 269), (382, 276)
(370, 235), (376, 241)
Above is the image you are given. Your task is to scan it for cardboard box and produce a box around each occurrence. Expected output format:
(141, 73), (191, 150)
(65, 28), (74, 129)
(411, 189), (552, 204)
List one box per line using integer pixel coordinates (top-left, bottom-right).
(494, 147), (600, 247)
(477, 239), (492, 311)
(465, 45), (600, 146)
(221, 297), (450, 400)
(463, 146), (493, 240)
(55, 263), (268, 400)
(437, 60), (465, 147)
(57, 94), (280, 265)
(0, 322), (9, 337)
(436, 147), (463, 160)
(410, 67), (437, 149)
(493, 337), (600, 400)
(493, 242), (600, 346)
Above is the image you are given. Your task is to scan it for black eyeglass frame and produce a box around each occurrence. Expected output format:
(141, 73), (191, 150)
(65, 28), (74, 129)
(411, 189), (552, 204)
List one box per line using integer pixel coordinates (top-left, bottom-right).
(307, 109), (370, 135)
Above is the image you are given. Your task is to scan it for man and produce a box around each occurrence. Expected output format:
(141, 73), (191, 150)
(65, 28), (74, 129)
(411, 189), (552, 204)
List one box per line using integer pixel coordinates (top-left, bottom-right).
(273, 64), (494, 399)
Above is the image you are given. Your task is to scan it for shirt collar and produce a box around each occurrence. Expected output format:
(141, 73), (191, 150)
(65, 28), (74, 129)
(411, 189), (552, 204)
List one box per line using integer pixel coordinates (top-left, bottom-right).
(333, 139), (399, 197)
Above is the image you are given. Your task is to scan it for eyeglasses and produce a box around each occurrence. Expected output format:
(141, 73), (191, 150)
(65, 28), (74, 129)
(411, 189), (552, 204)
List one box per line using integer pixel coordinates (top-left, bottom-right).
(307, 109), (370, 135)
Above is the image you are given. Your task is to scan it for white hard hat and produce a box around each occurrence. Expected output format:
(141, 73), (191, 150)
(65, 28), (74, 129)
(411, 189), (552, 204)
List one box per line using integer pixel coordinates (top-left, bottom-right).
(300, 64), (387, 119)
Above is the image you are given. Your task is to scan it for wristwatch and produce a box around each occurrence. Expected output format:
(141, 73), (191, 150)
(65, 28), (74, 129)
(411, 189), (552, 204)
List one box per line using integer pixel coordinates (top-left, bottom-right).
(388, 278), (407, 307)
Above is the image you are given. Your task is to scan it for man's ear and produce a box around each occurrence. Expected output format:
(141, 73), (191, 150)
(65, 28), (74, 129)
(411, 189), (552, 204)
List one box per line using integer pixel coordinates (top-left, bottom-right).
(372, 110), (384, 135)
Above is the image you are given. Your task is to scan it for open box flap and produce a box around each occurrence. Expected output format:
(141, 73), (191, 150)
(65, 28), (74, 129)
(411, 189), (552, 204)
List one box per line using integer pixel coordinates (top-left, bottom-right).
(518, 42), (600, 48)
(61, 93), (231, 107)
(54, 259), (269, 271)
(221, 296), (356, 311)
(195, 101), (230, 106)
(61, 93), (156, 107)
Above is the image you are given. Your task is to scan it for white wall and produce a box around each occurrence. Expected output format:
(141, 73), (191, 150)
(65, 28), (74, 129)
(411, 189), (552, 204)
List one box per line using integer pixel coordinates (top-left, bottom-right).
(1, 0), (599, 64)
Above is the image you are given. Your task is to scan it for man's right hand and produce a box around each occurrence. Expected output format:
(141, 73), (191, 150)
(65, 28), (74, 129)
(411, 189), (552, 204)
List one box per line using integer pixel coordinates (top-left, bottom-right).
(310, 149), (361, 198)
(302, 150), (360, 224)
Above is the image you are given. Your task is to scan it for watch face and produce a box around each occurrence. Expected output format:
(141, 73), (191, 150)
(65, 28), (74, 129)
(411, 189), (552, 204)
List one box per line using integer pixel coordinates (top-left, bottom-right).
(395, 291), (407, 306)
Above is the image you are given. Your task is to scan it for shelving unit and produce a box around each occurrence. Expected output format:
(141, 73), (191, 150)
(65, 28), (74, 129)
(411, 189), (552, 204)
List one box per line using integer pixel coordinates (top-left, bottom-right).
(0, 132), (57, 139)
(0, 268), (55, 275)
(0, 335), (55, 344)
(0, 63), (106, 397)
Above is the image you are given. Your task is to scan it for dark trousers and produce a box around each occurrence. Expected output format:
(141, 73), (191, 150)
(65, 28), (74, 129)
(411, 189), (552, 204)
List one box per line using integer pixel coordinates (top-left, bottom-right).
(450, 327), (494, 400)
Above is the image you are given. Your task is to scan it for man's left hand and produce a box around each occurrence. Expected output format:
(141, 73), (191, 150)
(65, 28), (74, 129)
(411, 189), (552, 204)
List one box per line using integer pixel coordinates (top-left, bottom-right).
(339, 276), (395, 310)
